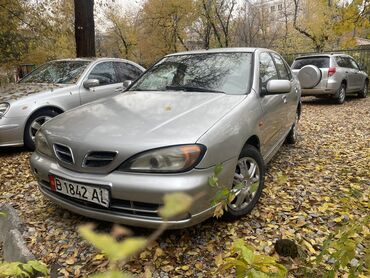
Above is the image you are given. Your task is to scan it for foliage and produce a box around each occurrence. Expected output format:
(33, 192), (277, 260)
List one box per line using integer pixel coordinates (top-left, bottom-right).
(0, 260), (49, 278)
(158, 192), (193, 219)
(78, 192), (194, 277)
(299, 216), (370, 277)
(218, 239), (287, 278)
(1, 0), (369, 70)
(208, 163), (232, 218)
(79, 225), (147, 263)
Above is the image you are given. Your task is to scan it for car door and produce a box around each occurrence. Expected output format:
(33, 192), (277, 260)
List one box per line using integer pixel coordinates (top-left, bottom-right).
(342, 57), (358, 92)
(348, 57), (363, 90)
(80, 61), (123, 104)
(258, 52), (287, 156)
(271, 52), (298, 134)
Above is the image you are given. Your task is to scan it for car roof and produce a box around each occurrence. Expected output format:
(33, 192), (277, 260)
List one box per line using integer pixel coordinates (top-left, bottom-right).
(50, 57), (130, 63)
(165, 47), (274, 57)
(294, 53), (352, 60)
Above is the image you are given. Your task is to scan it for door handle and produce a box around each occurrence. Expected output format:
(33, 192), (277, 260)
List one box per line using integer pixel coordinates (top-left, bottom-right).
(282, 95), (287, 104)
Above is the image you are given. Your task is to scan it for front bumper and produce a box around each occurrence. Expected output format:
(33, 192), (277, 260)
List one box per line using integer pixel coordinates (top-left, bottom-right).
(0, 116), (26, 147)
(30, 152), (236, 229)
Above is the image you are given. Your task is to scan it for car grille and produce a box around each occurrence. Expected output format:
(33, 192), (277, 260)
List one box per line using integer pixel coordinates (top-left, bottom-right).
(83, 151), (117, 168)
(40, 180), (161, 219)
(53, 144), (74, 164)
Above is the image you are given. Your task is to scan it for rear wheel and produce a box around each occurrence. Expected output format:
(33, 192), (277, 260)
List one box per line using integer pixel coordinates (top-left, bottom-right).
(225, 145), (265, 218)
(335, 83), (346, 104)
(24, 109), (59, 150)
(358, 80), (368, 98)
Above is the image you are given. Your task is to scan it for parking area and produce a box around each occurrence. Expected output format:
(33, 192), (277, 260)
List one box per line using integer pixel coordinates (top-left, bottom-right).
(0, 96), (369, 277)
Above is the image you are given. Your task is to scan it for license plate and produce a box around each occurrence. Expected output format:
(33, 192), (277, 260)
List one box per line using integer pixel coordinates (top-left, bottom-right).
(49, 175), (110, 208)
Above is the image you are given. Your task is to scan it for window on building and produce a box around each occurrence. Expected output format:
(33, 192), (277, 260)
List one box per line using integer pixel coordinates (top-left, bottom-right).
(278, 4), (283, 10)
(270, 5), (276, 12)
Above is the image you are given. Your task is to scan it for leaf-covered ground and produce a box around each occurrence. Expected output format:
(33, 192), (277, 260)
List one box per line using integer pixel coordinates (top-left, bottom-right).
(1, 96), (369, 277)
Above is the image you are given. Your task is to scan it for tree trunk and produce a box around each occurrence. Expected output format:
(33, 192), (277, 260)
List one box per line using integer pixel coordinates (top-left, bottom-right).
(74, 0), (95, 57)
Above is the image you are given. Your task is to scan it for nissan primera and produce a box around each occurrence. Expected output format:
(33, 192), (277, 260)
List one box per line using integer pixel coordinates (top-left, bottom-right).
(30, 48), (301, 228)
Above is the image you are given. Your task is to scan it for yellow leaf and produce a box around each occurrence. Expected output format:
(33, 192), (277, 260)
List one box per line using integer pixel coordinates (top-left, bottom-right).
(215, 253), (223, 267)
(214, 203), (224, 218)
(181, 265), (190, 271)
(302, 240), (316, 254)
(195, 263), (203, 270)
(93, 254), (105, 261)
(154, 247), (164, 259)
(333, 216), (343, 223)
(158, 193), (193, 219)
(65, 257), (75, 265)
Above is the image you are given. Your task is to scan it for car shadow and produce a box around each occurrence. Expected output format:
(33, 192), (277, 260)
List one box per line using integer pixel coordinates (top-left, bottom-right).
(0, 146), (30, 156)
(302, 95), (362, 106)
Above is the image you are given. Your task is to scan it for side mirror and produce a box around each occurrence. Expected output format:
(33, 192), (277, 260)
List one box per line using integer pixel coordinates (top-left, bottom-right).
(264, 80), (291, 95)
(83, 79), (100, 89)
(359, 62), (367, 72)
(123, 80), (133, 89)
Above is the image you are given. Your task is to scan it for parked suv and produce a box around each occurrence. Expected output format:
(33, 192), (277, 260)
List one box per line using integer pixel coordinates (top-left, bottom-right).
(291, 54), (368, 104)
(31, 48), (301, 228)
(0, 58), (145, 149)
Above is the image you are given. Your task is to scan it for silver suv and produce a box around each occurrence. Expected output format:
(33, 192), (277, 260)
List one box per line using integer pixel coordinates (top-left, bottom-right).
(291, 54), (368, 104)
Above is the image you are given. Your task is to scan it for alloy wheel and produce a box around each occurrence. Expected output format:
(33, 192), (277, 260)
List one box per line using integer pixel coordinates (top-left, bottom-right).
(338, 85), (345, 103)
(29, 115), (52, 142)
(229, 157), (261, 211)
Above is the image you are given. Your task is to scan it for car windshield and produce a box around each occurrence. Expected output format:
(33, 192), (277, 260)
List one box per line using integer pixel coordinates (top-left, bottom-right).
(292, 57), (330, 69)
(20, 60), (90, 84)
(130, 52), (253, 95)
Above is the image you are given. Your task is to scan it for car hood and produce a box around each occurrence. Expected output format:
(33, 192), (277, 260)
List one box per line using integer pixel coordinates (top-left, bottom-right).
(43, 91), (245, 172)
(0, 83), (68, 102)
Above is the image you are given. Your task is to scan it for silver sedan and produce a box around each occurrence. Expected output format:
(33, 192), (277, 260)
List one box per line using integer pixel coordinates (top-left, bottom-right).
(30, 48), (301, 228)
(0, 58), (145, 149)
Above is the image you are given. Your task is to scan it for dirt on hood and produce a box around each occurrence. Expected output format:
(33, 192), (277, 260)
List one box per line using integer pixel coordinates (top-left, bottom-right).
(0, 83), (66, 102)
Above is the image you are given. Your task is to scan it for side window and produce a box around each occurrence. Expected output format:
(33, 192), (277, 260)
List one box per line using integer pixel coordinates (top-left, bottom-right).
(114, 62), (143, 82)
(335, 57), (346, 67)
(348, 58), (359, 70)
(271, 53), (290, 80)
(259, 52), (278, 89)
(88, 62), (117, 86)
(342, 57), (353, 69)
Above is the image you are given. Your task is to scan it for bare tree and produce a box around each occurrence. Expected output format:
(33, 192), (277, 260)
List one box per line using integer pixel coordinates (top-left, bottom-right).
(200, 0), (236, 47)
(233, 0), (280, 48)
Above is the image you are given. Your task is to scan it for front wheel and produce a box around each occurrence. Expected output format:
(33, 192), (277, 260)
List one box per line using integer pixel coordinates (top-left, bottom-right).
(24, 109), (59, 150)
(358, 81), (368, 98)
(286, 112), (299, 144)
(225, 145), (265, 218)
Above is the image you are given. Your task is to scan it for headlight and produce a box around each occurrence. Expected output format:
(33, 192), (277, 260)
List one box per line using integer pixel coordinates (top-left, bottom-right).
(118, 144), (206, 173)
(0, 102), (10, 118)
(35, 131), (53, 157)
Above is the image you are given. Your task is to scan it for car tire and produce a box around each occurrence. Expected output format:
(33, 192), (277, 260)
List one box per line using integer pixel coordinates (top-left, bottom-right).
(225, 145), (265, 219)
(335, 83), (346, 104)
(24, 109), (59, 150)
(286, 112), (299, 144)
(358, 80), (368, 98)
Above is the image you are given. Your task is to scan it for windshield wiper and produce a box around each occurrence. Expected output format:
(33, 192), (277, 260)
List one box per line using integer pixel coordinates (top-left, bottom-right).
(165, 85), (225, 94)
